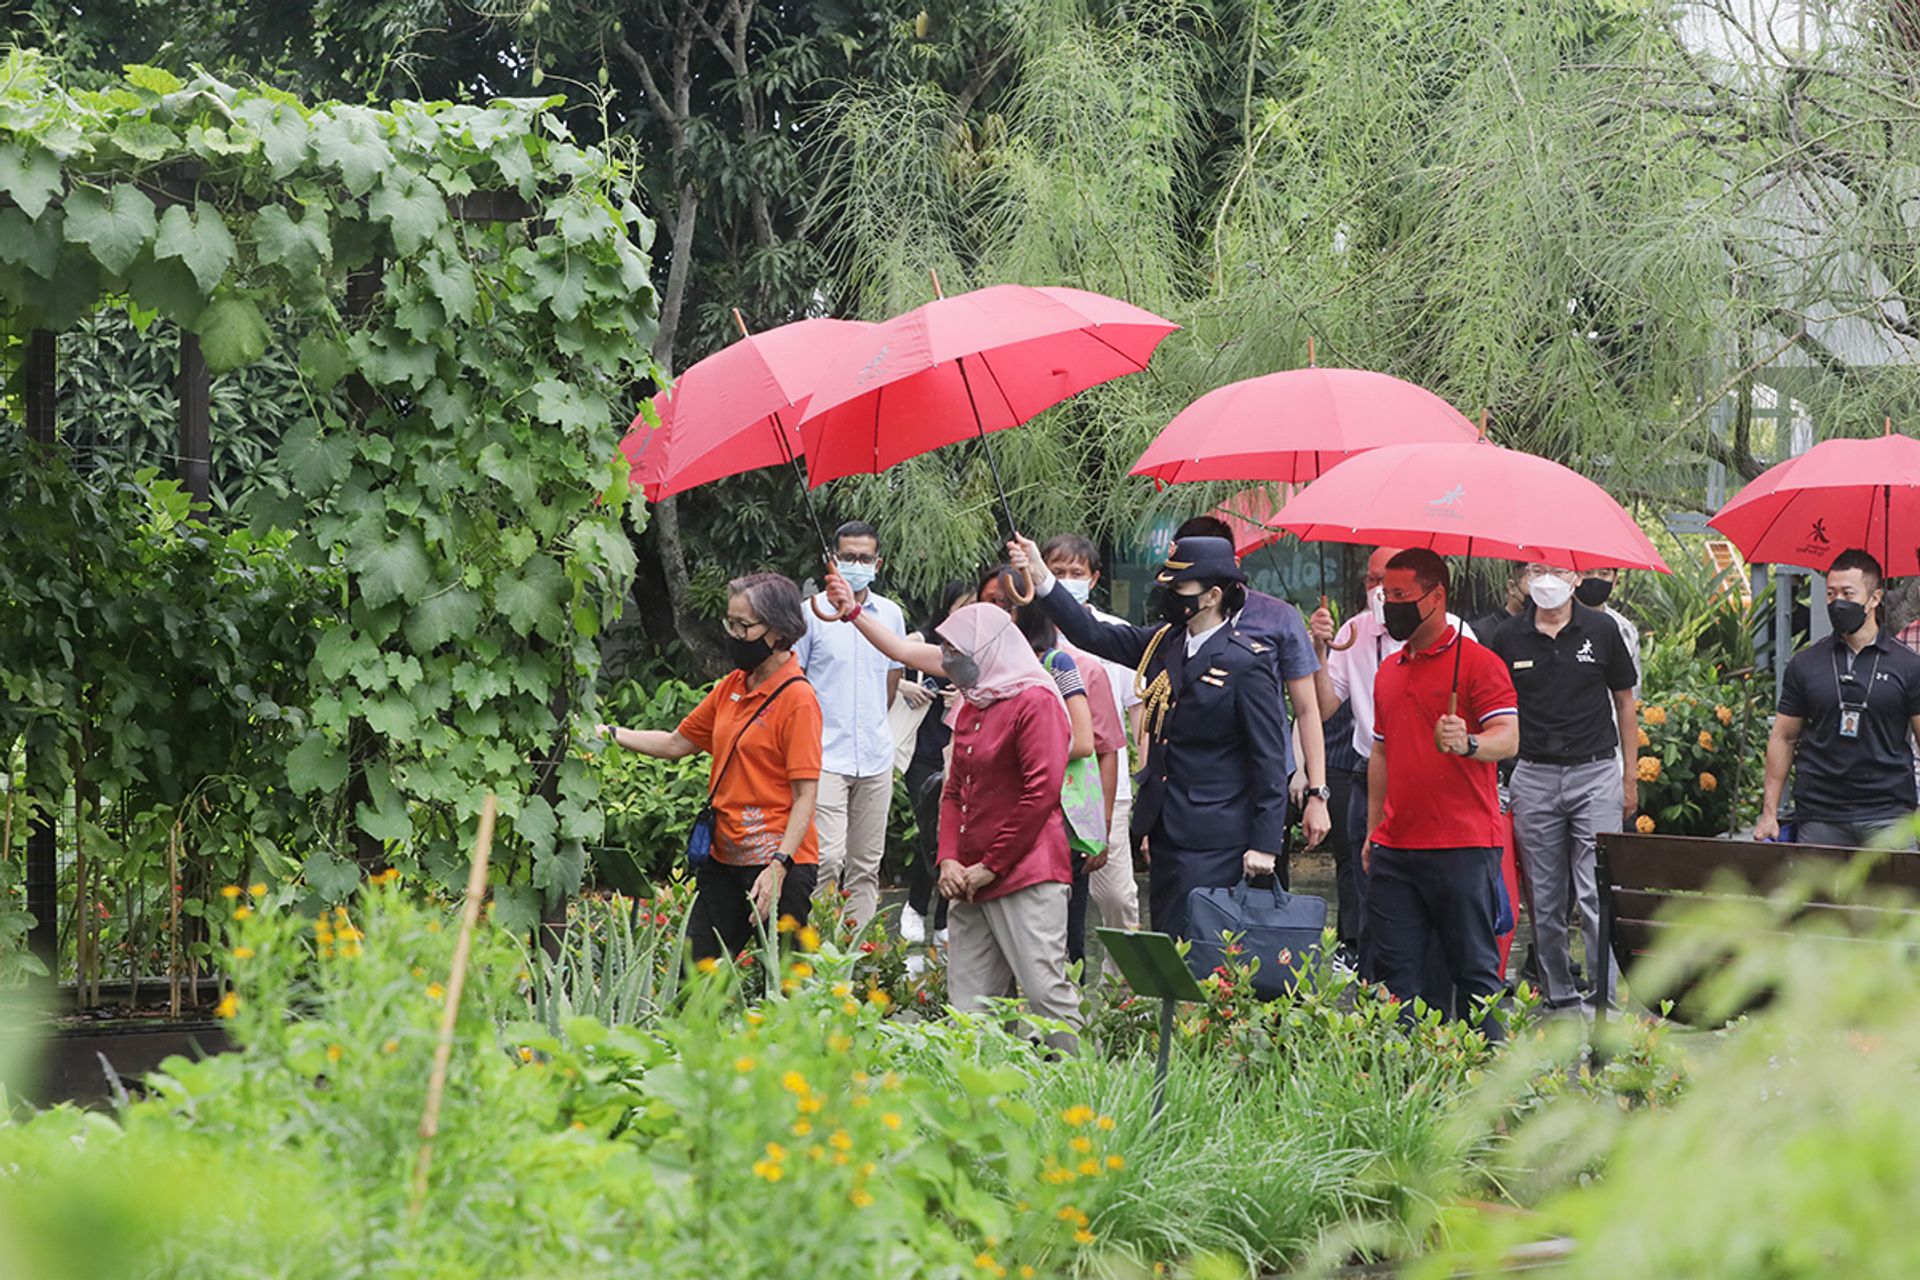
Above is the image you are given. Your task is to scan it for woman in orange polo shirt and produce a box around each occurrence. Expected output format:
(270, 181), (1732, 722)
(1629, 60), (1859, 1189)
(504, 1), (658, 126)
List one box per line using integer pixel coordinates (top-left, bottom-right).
(598, 573), (824, 961)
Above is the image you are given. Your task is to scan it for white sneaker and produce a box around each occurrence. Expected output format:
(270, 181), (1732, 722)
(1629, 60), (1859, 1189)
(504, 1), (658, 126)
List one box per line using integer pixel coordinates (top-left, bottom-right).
(898, 905), (927, 944)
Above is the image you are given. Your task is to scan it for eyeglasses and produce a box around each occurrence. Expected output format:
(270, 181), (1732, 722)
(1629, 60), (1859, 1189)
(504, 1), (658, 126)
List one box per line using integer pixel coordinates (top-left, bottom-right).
(723, 618), (768, 640)
(836, 552), (879, 566)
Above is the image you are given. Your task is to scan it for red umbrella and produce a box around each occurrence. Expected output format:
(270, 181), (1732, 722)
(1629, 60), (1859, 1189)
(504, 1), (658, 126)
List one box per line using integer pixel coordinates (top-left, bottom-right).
(1710, 424), (1920, 574)
(1129, 358), (1479, 487)
(1274, 440), (1668, 572)
(618, 314), (872, 507)
(795, 280), (1178, 496)
(1211, 486), (1291, 557)
(1276, 439), (1668, 701)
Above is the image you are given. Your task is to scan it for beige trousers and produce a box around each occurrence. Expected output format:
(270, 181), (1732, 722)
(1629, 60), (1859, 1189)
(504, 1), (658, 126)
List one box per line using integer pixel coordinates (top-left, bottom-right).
(1088, 793), (1140, 931)
(812, 769), (893, 931)
(947, 880), (1080, 1053)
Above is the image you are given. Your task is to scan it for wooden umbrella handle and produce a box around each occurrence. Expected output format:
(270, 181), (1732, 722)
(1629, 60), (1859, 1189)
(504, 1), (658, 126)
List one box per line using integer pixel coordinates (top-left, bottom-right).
(1321, 595), (1358, 651)
(812, 555), (854, 621)
(1003, 564), (1036, 605)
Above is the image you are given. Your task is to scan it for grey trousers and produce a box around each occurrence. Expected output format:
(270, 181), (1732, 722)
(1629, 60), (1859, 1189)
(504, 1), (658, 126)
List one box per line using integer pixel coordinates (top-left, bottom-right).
(947, 879), (1081, 1053)
(1511, 757), (1621, 1008)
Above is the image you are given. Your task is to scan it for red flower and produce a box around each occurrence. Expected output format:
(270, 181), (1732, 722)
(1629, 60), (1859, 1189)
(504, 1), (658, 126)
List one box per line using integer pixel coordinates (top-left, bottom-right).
(860, 941), (879, 954)
(654, 913), (669, 927)
(1212, 966), (1228, 978)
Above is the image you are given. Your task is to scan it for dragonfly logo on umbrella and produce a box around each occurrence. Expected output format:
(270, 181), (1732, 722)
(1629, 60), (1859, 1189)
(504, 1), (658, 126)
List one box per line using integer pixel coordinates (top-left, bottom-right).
(854, 344), (891, 386)
(1427, 483), (1466, 520)
(1794, 517), (1832, 559)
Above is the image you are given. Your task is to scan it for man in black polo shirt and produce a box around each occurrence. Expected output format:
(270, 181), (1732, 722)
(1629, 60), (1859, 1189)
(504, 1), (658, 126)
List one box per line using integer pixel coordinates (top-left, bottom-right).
(1490, 562), (1639, 1012)
(1757, 549), (1920, 847)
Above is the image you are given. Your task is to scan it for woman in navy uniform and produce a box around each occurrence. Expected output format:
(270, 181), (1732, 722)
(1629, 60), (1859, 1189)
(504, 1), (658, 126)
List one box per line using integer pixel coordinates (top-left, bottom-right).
(1008, 533), (1302, 940)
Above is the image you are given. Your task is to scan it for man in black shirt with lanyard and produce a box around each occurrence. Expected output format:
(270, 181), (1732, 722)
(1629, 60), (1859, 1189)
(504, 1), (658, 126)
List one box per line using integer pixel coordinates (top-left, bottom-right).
(1757, 549), (1920, 847)
(1490, 562), (1639, 1013)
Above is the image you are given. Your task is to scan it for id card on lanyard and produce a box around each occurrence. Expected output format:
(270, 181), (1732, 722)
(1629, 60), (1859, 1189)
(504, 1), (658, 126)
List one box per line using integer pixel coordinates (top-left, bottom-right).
(1834, 645), (1881, 740)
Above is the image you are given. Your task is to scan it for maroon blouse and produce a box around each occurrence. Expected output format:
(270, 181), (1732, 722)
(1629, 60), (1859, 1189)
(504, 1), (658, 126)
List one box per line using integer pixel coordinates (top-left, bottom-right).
(936, 684), (1071, 901)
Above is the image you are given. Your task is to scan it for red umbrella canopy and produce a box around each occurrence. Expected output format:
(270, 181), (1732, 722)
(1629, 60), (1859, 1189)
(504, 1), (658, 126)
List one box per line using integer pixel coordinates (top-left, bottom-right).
(1274, 441), (1669, 573)
(1211, 486), (1291, 558)
(794, 284), (1179, 486)
(1130, 366), (1479, 486)
(617, 316), (873, 499)
(1710, 431), (1920, 575)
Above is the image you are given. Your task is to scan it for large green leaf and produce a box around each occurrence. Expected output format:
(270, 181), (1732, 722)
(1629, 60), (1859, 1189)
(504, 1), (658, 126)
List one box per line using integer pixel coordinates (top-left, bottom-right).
(529, 377), (610, 432)
(0, 143), (61, 219)
(154, 200), (235, 292)
(127, 253), (207, 325)
(310, 108), (392, 196)
(193, 295), (271, 371)
(110, 119), (177, 162)
(494, 553), (567, 638)
(405, 586), (484, 652)
(356, 767), (412, 841)
(287, 732), (349, 794)
(302, 850), (362, 902)
(517, 794), (557, 857)
(0, 207), (60, 278)
(354, 529), (433, 609)
(369, 172), (447, 256)
(252, 204), (331, 278)
(235, 97), (310, 177)
(61, 182), (157, 275)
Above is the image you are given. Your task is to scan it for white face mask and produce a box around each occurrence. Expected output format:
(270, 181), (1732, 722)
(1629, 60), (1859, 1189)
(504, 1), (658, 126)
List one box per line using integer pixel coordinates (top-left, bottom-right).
(1528, 574), (1574, 610)
(1367, 584), (1386, 624)
(1058, 577), (1093, 605)
(836, 560), (877, 593)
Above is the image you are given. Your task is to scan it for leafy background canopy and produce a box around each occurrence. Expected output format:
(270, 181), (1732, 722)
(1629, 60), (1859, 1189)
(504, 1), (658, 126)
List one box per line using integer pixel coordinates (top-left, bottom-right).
(0, 49), (659, 932)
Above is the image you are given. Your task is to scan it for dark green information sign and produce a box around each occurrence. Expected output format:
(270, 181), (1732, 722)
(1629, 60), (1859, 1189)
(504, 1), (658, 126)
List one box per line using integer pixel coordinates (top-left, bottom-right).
(1095, 928), (1204, 1120)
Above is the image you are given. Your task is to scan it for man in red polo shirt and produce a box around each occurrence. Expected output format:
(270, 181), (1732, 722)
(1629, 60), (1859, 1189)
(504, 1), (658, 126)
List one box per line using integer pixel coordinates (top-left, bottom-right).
(1364, 549), (1519, 1038)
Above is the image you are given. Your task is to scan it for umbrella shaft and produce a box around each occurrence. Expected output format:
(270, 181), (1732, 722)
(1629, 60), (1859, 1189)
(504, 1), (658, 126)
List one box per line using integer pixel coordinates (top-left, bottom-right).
(771, 409), (834, 561)
(954, 354), (1020, 536)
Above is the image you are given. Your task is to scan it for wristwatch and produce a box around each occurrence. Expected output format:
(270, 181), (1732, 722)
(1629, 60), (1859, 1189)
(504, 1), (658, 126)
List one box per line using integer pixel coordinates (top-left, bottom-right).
(1463, 735), (1479, 759)
(1304, 785), (1332, 803)
(772, 852), (795, 870)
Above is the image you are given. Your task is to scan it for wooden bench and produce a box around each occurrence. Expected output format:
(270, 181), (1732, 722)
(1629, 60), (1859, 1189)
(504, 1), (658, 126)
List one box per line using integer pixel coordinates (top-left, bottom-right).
(1596, 831), (1920, 1021)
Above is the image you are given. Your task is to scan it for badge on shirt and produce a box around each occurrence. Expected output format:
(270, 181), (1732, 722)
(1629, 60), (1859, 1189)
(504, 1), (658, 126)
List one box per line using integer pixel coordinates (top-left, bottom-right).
(1840, 707), (1862, 738)
(1512, 660), (1534, 670)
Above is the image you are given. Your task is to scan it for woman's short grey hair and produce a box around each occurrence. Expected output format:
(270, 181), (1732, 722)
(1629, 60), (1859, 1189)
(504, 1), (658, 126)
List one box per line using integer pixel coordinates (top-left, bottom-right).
(728, 572), (807, 650)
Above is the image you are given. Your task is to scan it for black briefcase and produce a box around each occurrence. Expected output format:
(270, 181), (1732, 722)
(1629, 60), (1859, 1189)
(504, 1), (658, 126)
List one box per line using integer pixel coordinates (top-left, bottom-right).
(1186, 878), (1327, 999)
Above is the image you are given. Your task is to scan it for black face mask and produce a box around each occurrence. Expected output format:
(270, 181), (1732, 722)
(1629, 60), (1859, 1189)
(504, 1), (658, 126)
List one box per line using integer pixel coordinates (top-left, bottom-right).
(1575, 577), (1614, 607)
(1155, 587), (1206, 628)
(1382, 589), (1435, 643)
(1828, 599), (1869, 637)
(726, 632), (776, 672)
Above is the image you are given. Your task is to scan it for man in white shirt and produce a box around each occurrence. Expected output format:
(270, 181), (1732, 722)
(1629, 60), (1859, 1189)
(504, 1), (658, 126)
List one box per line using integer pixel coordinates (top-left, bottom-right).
(1309, 546), (1473, 977)
(794, 521), (906, 930)
(1042, 534), (1142, 931)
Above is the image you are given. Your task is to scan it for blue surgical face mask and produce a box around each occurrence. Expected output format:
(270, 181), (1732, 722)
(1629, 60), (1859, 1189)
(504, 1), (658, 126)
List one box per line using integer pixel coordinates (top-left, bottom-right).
(1058, 577), (1093, 605)
(837, 560), (877, 592)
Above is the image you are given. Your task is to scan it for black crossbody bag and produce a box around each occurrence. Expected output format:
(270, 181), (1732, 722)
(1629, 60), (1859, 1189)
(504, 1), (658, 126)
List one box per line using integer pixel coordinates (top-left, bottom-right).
(684, 676), (805, 869)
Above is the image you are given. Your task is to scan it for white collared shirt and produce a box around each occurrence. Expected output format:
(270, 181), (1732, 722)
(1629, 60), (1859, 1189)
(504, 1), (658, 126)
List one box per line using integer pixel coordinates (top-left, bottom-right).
(1184, 619), (1227, 658)
(1324, 609), (1474, 759)
(793, 590), (907, 777)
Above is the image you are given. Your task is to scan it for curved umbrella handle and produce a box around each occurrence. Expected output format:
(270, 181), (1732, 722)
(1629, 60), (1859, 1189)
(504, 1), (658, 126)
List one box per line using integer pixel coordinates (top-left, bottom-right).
(813, 555), (855, 621)
(1002, 564), (1036, 605)
(1322, 596), (1358, 652)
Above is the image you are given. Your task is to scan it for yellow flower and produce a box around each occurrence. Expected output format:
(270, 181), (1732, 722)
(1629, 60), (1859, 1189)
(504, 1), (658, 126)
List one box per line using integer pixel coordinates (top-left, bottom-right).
(832, 981), (854, 999)
(1078, 1159), (1100, 1177)
(426, 982), (446, 1001)
(1057, 1206), (1083, 1223)
(1716, 704), (1733, 725)
(750, 1160), (784, 1182)
(695, 957), (720, 974)
(1062, 1105), (1094, 1126)
(248, 882), (267, 898)
(849, 1188), (875, 1208)
(841, 1000), (861, 1016)
(1096, 1114), (1115, 1131)
(326, 1044), (343, 1063)
(231, 947), (255, 961)
(1069, 1136), (1093, 1153)
(215, 992), (240, 1019)
(782, 1071), (811, 1095)
(828, 1032), (853, 1053)
(764, 1141), (787, 1161)
(798, 1095), (823, 1115)
(1636, 728), (1650, 748)
(1700, 772), (1718, 792)
(1697, 730), (1715, 751)
(798, 926), (821, 951)
(1106, 1154), (1125, 1170)
(517, 1047), (534, 1063)
(1637, 756), (1662, 782)
(777, 914), (799, 934)
(735, 1056), (756, 1072)
(1021, 1269), (1036, 1280)
(881, 1112), (902, 1130)
(789, 962), (814, 980)
(411, 966), (425, 978)
(1074, 1228), (1096, 1246)
(867, 989), (891, 1009)
(232, 905), (253, 921)
(829, 1129), (853, 1151)
(1635, 814), (1656, 834)
(1644, 705), (1668, 726)
(219, 885), (241, 900)
(792, 1120), (812, 1136)
(382, 1038), (399, 1054)
(745, 1010), (764, 1026)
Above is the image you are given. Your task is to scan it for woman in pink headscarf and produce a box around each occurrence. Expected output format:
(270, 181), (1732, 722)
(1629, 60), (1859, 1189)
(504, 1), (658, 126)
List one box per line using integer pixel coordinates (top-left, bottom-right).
(827, 585), (1080, 1051)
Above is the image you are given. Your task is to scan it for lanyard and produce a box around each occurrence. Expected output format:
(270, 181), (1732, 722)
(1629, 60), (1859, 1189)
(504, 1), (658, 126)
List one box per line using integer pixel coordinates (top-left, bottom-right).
(1831, 643), (1882, 712)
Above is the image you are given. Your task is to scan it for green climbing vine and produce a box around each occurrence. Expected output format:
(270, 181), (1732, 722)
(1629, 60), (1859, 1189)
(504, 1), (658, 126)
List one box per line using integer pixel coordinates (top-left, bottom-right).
(0, 49), (659, 936)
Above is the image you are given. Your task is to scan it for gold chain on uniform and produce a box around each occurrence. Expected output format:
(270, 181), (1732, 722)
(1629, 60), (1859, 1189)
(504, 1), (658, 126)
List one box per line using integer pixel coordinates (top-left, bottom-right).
(1134, 624), (1176, 740)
